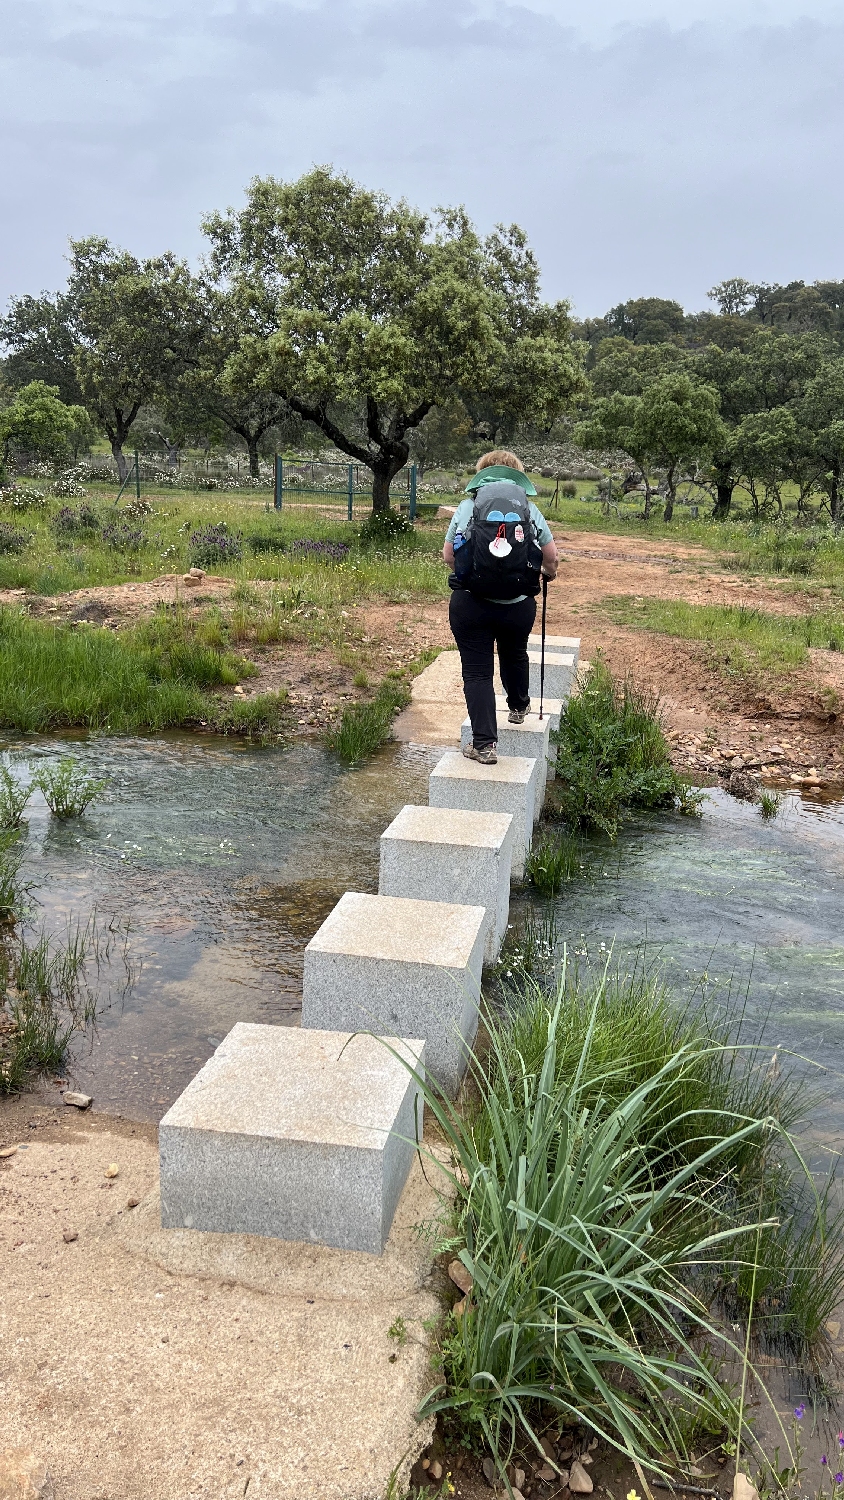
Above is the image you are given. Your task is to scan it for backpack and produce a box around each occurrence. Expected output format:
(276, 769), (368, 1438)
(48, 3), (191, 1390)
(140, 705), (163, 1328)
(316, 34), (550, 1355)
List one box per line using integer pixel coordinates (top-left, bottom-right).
(450, 481), (544, 600)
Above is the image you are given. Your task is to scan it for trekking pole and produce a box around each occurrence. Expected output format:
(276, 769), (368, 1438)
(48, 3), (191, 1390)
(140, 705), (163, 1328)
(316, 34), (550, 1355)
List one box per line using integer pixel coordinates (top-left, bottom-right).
(539, 573), (548, 721)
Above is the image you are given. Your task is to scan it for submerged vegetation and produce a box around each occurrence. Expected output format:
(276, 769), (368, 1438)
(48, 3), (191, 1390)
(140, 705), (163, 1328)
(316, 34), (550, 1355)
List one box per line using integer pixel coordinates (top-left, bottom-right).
(547, 658), (702, 838)
(416, 958), (839, 1483)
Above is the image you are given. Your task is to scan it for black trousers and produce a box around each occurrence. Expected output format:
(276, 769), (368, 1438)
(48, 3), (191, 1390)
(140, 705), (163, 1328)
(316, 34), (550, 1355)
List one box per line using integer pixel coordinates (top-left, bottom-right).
(448, 589), (536, 748)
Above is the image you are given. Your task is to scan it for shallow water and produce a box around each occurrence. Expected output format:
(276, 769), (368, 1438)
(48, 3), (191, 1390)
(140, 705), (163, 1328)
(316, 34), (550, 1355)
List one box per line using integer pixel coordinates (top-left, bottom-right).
(1, 735), (442, 1119)
(5, 733), (844, 1145)
(513, 785), (844, 1152)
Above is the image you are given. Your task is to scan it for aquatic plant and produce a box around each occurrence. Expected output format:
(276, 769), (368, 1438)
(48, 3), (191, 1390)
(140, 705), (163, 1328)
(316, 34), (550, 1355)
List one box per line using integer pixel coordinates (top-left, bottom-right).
(523, 825), (584, 894)
(326, 671), (411, 762)
(0, 766), (33, 829)
(0, 829), (28, 925)
(758, 788), (782, 820)
(549, 657), (702, 837)
(32, 757), (108, 818)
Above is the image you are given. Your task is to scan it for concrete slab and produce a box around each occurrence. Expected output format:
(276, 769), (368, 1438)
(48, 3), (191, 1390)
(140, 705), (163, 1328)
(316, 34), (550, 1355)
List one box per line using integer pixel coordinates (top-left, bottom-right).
(496, 692), (563, 734)
(302, 891), (486, 1094)
(526, 648), (575, 700)
(160, 1024), (424, 1254)
(461, 712), (553, 805)
(531, 632), (581, 668)
(428, 751), (538, 879)
(393, 649), (465, 744)
(1, 1115), (445, 1500)
(379, 803), (514, 963)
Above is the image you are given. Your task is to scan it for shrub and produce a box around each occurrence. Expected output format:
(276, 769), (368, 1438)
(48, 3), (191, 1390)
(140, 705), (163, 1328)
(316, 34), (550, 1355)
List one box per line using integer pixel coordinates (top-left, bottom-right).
(32, 757), (108, 818)
(100, 520), (147, 552)
(358, 507), (413, 545)
(0, 484), (49, 511)
(247, 531), (286, 555)
(50, 474), (88, 499)
(52, 503), (100, 536)
(289, 539), (351, 562)
(549, 657), (703, 837)
(0, 523), (32, 555)
(188, 522), (243, 568)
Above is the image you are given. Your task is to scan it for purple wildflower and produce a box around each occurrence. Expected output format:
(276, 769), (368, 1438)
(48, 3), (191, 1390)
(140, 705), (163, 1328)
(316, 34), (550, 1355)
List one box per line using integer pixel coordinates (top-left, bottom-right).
(794, 1403), (806, 1420)
(838, 1432), (844, 1449)
(822, 1456), (829, 1467)
(835, 1475), (843, 1486)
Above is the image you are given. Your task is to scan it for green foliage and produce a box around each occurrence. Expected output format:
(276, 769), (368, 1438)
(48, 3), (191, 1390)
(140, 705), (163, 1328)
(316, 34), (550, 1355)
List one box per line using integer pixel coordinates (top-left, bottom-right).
(413, 968), (785, 1474)
(0, 606), (265, 734)
(0, 830), (28, 925)
(31, 757), (108, 818)
(204, 167), (587, 512)
(357, 507), (414, 545)
(603, 595), (844, 675)
(758, 789), (782, 820)
(0, 381), (89, 467)
(0, 767), (33, 829)
(327, 672), (411, 762)
(0, 523), (31, 555)
(523, 826), (584, 894)
(548, 658), (699, 837)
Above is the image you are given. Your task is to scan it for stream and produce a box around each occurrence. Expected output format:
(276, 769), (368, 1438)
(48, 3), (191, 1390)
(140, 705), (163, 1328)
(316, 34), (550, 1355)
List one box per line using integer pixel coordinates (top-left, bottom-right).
(3, 735), (844, 1146)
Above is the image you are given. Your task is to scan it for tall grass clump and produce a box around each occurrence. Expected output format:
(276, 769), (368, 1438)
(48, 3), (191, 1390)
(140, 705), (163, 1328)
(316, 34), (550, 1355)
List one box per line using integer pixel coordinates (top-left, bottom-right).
(32, 757), (108, 818)
(327, 671), (411, 762)
(0, 606), (277, 735)
(523, 826), (584, 894)
(549, 658), (702, 837)
(410, 960), (828, 1480)
(0, 765), (33, 828)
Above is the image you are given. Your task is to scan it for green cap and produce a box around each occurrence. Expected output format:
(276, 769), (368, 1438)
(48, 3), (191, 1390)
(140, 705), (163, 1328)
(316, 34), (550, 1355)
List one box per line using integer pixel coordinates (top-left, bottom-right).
(464, 465), (537, 497)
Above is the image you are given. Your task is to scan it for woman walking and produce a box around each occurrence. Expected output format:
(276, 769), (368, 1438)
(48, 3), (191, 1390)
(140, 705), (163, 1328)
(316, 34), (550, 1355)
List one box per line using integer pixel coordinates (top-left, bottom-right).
(443, 450), (558, 765)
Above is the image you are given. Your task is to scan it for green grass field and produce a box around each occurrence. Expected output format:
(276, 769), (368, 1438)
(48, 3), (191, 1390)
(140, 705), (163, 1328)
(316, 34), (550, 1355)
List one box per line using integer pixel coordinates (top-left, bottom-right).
(602, 595), (844, 676)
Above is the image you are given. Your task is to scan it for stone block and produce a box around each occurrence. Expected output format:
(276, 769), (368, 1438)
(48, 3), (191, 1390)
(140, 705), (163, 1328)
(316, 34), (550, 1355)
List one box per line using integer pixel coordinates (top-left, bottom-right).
(495, 693), (563, 734)
(379, 804), (514, 964)
(526, 648), (575, 701)
(460, 712), (553, 806)
(428, 751), (538, 879)
(302, 892), (485, 1094)
(159, 1023), (425, 1254)
(530, 633), (581, 668)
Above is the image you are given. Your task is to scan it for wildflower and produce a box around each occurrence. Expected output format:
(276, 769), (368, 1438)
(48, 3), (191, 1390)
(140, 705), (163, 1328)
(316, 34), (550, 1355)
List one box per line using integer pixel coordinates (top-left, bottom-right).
(838, 1431), (844, 1449)
(627, 1491), (642, 1500)
(794, 1403), (806, 1420)
(835, 1475), (843, 1487)
(822, 1456), (829, 1467)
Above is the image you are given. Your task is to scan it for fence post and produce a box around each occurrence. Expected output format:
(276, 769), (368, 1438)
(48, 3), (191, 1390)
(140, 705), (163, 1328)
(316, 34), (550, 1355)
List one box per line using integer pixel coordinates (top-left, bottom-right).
(134, 451), (141, 501)
(347, 464), (354, 522)
(409, 464), (417, 522)
(274, 454), (283, 512)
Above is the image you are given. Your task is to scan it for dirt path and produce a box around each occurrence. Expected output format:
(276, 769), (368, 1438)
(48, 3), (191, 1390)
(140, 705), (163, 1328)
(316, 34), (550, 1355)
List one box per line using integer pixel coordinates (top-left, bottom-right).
(4, 532), (844, 783)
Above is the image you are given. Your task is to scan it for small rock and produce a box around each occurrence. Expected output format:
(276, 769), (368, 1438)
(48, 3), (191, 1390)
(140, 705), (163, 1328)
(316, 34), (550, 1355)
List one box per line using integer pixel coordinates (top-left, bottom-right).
(0, 1447), (53, 1499)
(540, 1438), (556, 1460)
(581, 1453), (594, 1464)
(569, 1460), (594, 1493)
(127, 1196), (140, 1209)
(448, 1258), (474, 1296)
(160, 1334), (169, 1344)
(63, 1092), (92, 1110)
(826, 1319), (841, 1339)
(452, 1294), (471, 1319)
(538, 1465), (557, 1483)
(733, 1475), (760, 1500)
(482, 1455), (496, 1485)
(429, 1460), (443, 1480)
(509, 1467), (526, 1491)
(62, 1230), (78, 1243)
(0, 1145), (18, 1158)
(105, 1163), (119, 1178)
(233, 685), (245, 695)
(512, 1491), (525, 1500)
(587, 1439), (598, 1451)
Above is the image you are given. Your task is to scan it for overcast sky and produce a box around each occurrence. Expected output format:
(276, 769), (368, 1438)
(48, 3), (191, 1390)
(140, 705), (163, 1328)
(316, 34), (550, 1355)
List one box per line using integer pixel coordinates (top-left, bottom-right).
(1, 0), (842, 318)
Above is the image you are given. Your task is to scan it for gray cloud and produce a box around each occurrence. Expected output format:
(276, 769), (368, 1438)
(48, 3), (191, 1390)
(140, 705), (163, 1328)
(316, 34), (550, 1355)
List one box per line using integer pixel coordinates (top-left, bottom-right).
(0, 0), (842, 317)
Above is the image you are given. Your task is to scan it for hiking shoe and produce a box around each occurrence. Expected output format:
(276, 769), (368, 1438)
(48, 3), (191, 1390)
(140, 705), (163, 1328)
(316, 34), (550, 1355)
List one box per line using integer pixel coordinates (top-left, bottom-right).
(463, 743), (498, 765)
(508, 706), (529, 724)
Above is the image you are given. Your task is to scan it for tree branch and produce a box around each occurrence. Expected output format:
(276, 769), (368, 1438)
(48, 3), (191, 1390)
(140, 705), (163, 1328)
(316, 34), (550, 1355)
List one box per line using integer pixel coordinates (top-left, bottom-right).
(286, 395), (374, 468)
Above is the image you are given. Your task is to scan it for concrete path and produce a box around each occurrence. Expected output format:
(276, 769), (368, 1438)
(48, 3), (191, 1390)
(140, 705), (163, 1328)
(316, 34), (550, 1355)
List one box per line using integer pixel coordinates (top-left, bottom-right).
(393, 650), (465, 744)
(0, 1114), (444, 1500)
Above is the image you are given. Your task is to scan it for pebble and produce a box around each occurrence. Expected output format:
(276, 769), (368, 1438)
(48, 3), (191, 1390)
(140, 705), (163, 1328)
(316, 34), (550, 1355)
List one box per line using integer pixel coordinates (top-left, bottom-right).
(0, 1447), (52, 1499)
(483, 1455), (496, 1484)
(733, 1476), (760, 1500)
(0, 1145), (18, 1158)
(429, 1460), (443, 1480)
(127, 1197), (140, 1209)
(62, 1230), (78, 1243)
(538, 1464), (558, 1482)
(63, 1092), (92, 1110)
(105, 1164), (119, 1178)
(448, 1258), (473, 1295)
(569, 1460), (594, 1493)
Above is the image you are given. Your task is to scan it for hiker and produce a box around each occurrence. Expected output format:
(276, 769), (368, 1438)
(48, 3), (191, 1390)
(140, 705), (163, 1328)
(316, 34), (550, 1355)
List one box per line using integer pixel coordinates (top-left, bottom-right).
(443, 450), (558, 765)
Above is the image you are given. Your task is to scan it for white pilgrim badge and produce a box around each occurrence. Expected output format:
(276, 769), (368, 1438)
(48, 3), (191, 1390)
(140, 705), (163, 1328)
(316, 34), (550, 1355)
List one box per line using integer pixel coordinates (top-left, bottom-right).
(514, 524), (525, 542)
(489, 524), (511, 558)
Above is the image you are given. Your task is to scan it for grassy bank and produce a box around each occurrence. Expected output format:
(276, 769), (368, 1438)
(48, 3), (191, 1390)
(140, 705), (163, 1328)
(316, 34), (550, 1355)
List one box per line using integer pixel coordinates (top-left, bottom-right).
(417, 959), (838, 1484)
(602, 595), (844, 676)
(0, 606), (289, 737)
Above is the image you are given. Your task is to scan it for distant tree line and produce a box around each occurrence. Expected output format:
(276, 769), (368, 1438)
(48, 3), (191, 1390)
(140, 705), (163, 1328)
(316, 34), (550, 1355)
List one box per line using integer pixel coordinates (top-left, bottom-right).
(1, 171), (841, 522)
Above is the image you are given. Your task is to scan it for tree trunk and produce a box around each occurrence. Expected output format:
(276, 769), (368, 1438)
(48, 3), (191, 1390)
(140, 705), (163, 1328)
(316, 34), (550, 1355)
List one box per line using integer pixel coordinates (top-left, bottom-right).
(372, 467), (394, 513)
(663, 468), (676, 522)
(831, 464), (841, 529)
(164, 439), (180, 469)
(642, 476), (652, 519)
(247, 436), (260, 479)
(111, 441), (128, 484)
(713, 478), (734, 520)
